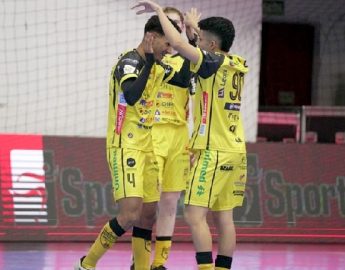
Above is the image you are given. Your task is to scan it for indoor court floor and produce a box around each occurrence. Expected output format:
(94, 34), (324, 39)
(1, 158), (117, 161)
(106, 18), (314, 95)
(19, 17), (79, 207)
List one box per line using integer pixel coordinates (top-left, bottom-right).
(0, 242), (344, 270)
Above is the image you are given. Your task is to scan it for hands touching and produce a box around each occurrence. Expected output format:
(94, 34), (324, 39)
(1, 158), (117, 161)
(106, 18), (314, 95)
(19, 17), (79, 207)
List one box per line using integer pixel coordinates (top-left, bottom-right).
(185, 8), (201, 34)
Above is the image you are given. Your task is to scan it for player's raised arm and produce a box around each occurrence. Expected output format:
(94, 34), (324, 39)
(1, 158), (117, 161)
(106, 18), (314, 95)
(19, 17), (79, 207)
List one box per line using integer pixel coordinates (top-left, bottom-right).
(185, 8), (201, 43)
(121, 33), (155, 106)
(132, 0), (200, 64)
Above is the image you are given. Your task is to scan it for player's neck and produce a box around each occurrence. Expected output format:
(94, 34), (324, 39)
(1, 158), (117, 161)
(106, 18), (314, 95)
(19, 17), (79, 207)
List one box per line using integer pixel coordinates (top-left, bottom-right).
(136, 43), (147, 60)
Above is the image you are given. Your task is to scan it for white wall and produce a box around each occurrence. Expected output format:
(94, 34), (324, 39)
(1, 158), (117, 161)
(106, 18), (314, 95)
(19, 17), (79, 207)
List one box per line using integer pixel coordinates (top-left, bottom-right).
(0, 0), (262, 141)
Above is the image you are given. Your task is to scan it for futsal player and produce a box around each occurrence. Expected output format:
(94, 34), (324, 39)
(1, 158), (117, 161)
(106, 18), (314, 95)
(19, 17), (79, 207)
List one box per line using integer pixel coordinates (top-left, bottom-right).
(130, 7), (197, 270)
(133, 1), (249, 269)
(149, 6), (197, 270)
(74, 15), (190, 270)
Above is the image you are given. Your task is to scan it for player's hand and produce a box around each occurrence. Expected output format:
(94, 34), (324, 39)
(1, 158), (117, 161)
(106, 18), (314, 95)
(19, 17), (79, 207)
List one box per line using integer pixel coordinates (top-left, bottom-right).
(185, 8), (201, 31)
(131, 0), (162, 14)
(143, 32), (154, 54)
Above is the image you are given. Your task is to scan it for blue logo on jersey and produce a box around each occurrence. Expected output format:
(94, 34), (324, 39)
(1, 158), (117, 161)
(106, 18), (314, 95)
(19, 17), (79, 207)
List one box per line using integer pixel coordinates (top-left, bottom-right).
(224, 103), (241, 111)
(119, 93), (127, 104)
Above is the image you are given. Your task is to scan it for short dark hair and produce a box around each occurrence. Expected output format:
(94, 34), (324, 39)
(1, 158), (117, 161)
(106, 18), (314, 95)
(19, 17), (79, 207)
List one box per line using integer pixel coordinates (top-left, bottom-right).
(198, 17), (235, 52)
(144, 15), (181, 35)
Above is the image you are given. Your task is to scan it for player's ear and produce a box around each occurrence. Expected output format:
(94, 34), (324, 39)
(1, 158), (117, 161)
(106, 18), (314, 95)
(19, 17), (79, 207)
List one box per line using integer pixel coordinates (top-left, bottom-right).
(210, 40), (217, 50)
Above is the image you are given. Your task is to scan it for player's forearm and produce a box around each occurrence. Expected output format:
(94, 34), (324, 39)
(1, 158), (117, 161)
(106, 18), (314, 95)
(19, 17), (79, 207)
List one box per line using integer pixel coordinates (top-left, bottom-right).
(156, 8), (184, 49)
(155, 8), (199, 64)
(122, 53), (154, 106)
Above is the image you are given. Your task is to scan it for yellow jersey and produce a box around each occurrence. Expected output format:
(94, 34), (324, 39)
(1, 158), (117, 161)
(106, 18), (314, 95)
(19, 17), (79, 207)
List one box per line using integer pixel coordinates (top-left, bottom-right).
(154, 54), (190, 126)
(189, 48), (249, 153)
(106, 49), (175, 151)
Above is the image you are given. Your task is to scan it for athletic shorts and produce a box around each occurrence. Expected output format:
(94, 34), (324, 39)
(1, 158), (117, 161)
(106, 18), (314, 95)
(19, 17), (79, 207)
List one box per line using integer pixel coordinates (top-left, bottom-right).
(107, 147), (160, 203)
(184, 149), (247, 211)
(152, 124), (190, 192)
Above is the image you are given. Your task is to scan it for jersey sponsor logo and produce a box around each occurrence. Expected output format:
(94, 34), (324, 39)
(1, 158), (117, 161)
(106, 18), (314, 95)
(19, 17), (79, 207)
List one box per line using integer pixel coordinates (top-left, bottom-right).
(220, 69), (228, 88)
(137, 123), (152, 129)
(224, 102), (241, 111)
(139, 99), (154, 107)
(227, 112), (240, 121)
(157, 101), (174, 108)
(113, 150), (120, 190)
(139, 108), (152, 115)
(122, 58), (139, 65)
(233, 190), (245, 196)
(123, 64), (136, 74)
(119, 93), (127, 104)
(161, 110), (176, 116)
(157, 92), (173, 99)
(196, 185), (205, 196)
(218, 88), (224, 98)
(229, 125), (237, 133)
(126, 158), (136, 167)
(198, 150), (211, 186)
(220, 164), (233, 171)
(199, 91), (209, 135)
(116, 93), (127, 134)
(190, 76), (196, 95)
(234, 174), (246, 186)
(235, 137), (243, 143)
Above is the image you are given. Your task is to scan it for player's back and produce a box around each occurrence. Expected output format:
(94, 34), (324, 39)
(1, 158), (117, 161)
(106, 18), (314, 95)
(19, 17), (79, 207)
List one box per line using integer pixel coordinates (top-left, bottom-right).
(190, 53), (249, 153)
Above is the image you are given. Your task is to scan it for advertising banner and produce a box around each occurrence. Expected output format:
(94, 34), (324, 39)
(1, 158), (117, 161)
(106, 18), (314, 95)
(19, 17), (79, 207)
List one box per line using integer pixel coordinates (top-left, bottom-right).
(1, 135), (344, 243)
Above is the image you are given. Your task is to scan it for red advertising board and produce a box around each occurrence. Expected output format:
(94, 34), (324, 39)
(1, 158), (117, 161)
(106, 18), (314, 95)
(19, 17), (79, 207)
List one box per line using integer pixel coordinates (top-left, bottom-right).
(0, 134), (344, 243)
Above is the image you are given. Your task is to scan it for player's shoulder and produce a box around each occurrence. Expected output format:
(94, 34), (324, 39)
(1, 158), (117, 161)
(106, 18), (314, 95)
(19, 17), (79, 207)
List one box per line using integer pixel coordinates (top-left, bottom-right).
(226, 54), (249, 73)
(117, 49), (144, 65)
(162, 53), (184, 64)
